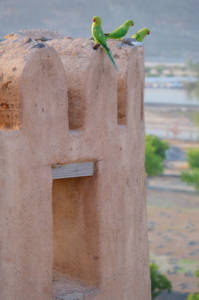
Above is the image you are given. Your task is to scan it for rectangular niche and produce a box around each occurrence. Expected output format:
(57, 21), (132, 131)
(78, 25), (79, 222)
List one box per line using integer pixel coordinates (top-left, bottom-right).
(52, 171), (100, 298)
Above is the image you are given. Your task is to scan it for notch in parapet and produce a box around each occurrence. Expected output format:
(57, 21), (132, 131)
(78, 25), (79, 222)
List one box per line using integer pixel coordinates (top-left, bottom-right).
(48, 38), (118, 133)
(108, 41), (134, 126)
(0, 79), (22, 130)
(67, 87), (85, 130)
(110, 42), (145, 126)
(117, 74), (127, 125)
(47, 38), (90, 131)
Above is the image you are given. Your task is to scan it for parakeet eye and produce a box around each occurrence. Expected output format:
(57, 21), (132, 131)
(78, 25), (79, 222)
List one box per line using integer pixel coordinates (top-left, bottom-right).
(93, 18), (96, 22)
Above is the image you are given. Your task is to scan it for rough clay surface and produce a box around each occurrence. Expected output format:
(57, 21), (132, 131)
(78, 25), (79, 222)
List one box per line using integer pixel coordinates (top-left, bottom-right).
(0, 30), (150, 300)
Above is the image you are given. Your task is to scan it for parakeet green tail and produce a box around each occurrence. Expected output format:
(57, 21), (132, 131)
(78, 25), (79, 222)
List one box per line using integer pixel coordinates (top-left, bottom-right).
(92, 16), (118, 71)
(103, 44), (118, 71)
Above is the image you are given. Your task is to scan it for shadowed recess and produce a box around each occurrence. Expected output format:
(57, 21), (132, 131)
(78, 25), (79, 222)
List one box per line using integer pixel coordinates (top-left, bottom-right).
(0, 79), (22, 130)
(52, 175), (100, 291)
(67, 88), (85, 130)
(117, 76), (127, 125)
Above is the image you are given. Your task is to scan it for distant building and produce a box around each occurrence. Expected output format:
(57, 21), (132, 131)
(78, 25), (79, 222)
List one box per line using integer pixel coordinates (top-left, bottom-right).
(145, 76), (197, 89)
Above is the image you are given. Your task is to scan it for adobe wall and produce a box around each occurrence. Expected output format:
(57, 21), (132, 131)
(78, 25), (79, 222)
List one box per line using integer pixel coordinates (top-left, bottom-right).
(0, 31), (150, 300)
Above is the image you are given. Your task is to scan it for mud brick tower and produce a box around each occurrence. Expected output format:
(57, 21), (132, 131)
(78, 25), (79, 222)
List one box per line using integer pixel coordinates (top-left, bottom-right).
(0, 31), (150, 300)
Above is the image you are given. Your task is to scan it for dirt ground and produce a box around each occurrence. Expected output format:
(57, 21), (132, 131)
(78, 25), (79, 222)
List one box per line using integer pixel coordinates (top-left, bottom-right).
(147, 187), (199, 297)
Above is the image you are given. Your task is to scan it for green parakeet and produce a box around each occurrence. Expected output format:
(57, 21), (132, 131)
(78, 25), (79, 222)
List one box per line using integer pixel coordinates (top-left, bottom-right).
(105, 20), (134, 40)
(131, 27), (150, 42)
(92, 16), (118, 71)
(122, 27), (150, 47)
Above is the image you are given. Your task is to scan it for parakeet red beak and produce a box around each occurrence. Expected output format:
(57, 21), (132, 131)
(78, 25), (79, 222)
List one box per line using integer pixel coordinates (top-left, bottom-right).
(93, 18), (95, 22)
(148, 31), (150, 35)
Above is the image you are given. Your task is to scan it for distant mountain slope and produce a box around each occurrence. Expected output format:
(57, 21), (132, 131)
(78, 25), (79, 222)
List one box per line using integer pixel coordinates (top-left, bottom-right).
(0, 0), (198, 61)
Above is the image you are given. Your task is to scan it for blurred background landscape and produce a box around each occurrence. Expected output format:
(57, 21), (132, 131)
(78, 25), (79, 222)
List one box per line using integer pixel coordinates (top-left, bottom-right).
(1, 1), (199, 299)
(145, 60), (199, 300)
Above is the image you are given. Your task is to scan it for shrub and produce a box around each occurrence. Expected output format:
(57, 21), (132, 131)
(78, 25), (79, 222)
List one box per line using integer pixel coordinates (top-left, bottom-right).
(145, 135), (169, 176)
(186, 148), (199, 169)
(181, 169), (199, 190)
(150, 263), (172, 299)
(181, 147), (199, 190)
(187, 270), (199, 299)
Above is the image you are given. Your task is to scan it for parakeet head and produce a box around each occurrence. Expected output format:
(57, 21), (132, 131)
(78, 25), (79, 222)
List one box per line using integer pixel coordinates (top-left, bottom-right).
(124, 20), (134, 27)
(92, 16), (102, 26)
(141, 27), (151, 35)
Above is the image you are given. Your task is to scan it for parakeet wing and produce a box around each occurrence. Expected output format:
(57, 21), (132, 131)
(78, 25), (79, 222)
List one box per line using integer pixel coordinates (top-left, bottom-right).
(106, 26), (127, 39)
(92, 25), (107, 47)
(132, 32), (141, 41)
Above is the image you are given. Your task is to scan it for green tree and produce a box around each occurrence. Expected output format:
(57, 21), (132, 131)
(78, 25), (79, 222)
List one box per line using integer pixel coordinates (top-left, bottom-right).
(181, 148), (199, 190)
(187, 270), (199, 299)
(145, 135), (169, 176)
(186, 148), (199, 169)
(147, 135), (169, 160)
(150, 263), (172, 299)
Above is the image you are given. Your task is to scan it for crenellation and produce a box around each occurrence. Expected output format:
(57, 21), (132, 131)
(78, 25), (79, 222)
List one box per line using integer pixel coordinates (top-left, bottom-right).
(47, 38), (118, 131)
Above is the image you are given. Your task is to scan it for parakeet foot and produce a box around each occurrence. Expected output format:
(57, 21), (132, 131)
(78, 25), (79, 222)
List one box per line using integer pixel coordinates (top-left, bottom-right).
(35, 36), (52, 42)
(93, 43), (100, 50)
(32, 43), (46, 49)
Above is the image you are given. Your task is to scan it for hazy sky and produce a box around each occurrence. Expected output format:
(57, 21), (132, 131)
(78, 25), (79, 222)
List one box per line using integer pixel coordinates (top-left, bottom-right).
(0, 0), (199, 61)
(0, 0), (144, 36)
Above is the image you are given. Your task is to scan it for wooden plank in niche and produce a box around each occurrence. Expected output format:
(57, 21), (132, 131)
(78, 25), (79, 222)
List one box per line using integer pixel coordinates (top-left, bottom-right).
(52, 162), (94, 179)
(61, 293), (83, 300)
